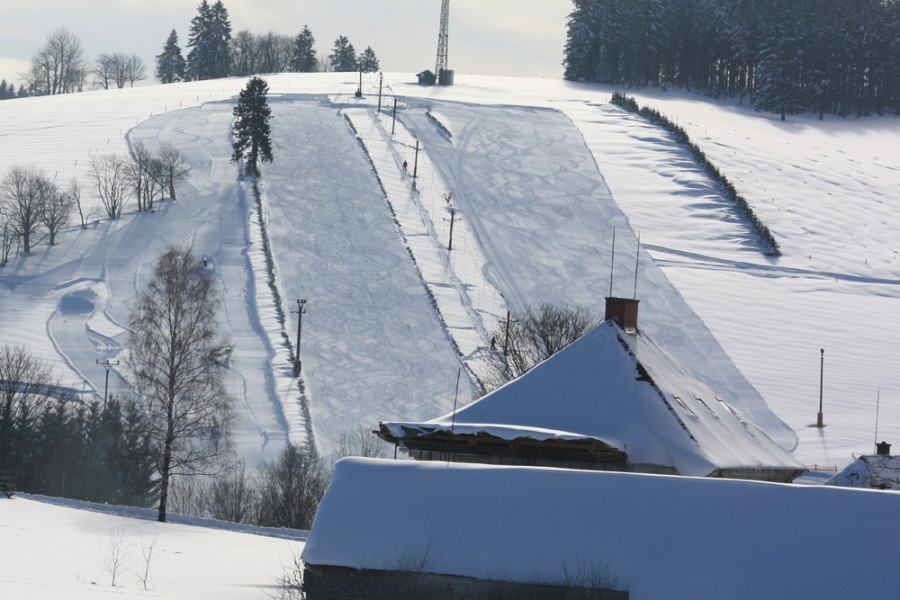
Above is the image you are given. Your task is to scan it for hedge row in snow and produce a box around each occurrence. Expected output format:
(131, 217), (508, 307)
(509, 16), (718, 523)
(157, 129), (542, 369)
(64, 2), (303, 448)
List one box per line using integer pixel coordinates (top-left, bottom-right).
(610, 92), (781, 257)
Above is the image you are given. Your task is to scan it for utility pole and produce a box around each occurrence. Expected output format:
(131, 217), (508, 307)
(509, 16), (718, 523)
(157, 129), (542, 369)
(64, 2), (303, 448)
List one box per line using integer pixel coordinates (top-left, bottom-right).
(413, 140), (420, 179)
(378, 72), (383, 112)
(392, 97), (397, 135)
(446, 206), (457, 251)
(817, 348), (825, 428)
(96, 358), (119, 407)
(503, 310), (515, 357)
(355, 69), (362, 98)
(293, 299), (307, 372)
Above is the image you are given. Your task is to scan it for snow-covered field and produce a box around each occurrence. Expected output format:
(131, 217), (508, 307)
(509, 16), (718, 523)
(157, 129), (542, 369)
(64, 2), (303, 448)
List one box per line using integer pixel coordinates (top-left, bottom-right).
(0, 495), (304, 598)
(1, 72), (897, 470)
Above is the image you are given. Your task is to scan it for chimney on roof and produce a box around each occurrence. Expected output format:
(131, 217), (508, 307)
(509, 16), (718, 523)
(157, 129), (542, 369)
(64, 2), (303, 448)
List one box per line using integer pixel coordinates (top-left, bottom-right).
(605, 296), (639, 331)
(876, 441), (891, 457)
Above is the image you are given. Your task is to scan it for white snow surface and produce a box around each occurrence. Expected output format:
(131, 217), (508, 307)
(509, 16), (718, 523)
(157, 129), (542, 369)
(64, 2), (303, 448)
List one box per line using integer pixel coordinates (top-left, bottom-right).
(389, 321), (802, 475)
(1, 72), (897, 469)
(0, 495), (304, 599)
(304, 458), (900, 600)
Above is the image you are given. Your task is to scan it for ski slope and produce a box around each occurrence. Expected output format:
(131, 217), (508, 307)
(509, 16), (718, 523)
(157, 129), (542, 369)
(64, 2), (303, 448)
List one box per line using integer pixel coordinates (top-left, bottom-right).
(1, 73), (897, 469)
(0, 495), (304, 599)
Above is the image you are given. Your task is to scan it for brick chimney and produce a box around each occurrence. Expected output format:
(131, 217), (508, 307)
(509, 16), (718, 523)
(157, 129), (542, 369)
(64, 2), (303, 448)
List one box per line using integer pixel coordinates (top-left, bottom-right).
(605, 297), (639, 331)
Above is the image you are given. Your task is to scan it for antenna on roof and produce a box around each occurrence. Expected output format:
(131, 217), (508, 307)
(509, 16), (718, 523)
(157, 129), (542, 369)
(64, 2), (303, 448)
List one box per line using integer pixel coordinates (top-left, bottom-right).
(633, 232), (641, 299)
(608, 228), (616, 297)
(874, 387), (881, 454)
(449, 366), (462, 466)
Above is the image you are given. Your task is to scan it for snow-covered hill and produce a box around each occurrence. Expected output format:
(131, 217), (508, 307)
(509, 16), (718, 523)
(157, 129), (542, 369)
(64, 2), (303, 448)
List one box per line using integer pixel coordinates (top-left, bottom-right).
(1, 73), (897, 469)
(0, 495), (303, 598)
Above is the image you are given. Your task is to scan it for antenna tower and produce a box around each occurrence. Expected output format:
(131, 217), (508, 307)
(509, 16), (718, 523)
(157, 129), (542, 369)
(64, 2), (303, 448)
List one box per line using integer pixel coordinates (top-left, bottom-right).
(435, 0), (450, 84)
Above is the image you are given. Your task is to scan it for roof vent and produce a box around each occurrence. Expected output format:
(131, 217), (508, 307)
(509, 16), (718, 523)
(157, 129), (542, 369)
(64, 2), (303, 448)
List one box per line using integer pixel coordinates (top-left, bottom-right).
(605, 297), (639, 331)
(876, 441), (891, 456)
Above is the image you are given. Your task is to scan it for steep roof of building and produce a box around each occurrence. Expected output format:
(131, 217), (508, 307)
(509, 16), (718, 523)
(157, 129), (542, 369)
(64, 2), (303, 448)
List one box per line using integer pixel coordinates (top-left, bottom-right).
(383, 321), (803, 476)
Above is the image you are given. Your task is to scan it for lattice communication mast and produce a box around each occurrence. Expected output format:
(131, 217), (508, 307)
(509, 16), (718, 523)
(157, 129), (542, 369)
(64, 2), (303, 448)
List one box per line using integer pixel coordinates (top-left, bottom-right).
(434, 0), (453, 86)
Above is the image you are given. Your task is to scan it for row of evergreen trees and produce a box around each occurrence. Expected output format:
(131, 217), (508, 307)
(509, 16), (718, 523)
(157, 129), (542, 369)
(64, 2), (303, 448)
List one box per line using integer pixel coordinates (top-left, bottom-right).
(0, 395), (155, 505)
(564, 0), (898, 119)
(155, 0), (380, 84)
(0, 80), (25, 100)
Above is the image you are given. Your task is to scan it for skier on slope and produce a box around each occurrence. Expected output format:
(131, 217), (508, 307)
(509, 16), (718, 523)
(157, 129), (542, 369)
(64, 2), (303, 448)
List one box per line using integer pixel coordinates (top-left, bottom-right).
(402, 160), (408, 174)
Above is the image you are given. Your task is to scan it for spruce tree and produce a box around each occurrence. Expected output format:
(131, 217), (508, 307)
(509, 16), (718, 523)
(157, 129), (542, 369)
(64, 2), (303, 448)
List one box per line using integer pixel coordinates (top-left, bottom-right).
(291, 25), (318, 72)
(358, 46), (379, 73)
(156, 30), (186, 84)
(329, 36), (357, 72)
(186, 0), (214, 81)
(210, 0), (233, 78)
(232, 77), (273, 176)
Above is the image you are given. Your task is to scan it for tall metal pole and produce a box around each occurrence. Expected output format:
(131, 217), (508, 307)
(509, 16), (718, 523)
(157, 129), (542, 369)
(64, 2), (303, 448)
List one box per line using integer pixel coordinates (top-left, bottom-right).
(392, 97), (397, 135)
(503, 310), (512, 357)
(293, 299), (307, 369)
(96, 358), (119, 408)
(378, 72), (383, 112)
(448, 207), (456, 251)
(633, 232), (641, 299)
(817, 348), (825, 428)
(609, 228), (616, 298)
(413, 141), (420, 179)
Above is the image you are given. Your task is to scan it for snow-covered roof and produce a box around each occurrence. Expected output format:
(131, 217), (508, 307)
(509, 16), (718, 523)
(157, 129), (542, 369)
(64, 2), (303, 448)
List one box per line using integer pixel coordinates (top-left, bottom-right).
(303, 458), (900, 600)
(384, 321), (803, 477)
(827, 453), (900, 490)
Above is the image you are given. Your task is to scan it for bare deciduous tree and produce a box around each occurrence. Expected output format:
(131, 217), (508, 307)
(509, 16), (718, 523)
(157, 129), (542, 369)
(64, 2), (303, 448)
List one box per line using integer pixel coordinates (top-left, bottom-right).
(90, 154), (130, 218)
(333, 424), (389, 462)
(482, 304), (598, 390)
(209, 463), (257, 523)
(93, 53), (116, 90)
(127, 246), (233, 522)
(0, 345), (55, 482)
(31, 28), (86, 95)
(99, 526), (130, 587)
(135, 535), (157, 591)
(68, 177), (91, 229)
(256, 444), (328, 530)
(0, 218), (18, 267)
(0, 166), (45, 253)
(125, 54), (148, 87)
(158, 146), (191, 201)
(39, 178), (73, 245)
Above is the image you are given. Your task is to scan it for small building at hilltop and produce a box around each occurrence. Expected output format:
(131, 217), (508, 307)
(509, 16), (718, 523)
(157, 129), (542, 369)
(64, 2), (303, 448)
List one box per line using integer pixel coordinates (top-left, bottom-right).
(827, 442), (899, 490)
(378, 297), (804, 483)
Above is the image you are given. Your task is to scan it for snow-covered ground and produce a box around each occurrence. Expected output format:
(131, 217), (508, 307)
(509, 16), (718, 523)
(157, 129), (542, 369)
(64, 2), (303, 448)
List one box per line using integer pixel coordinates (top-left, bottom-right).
(1, 72), (897, 469)
(0, 495), (304, 599)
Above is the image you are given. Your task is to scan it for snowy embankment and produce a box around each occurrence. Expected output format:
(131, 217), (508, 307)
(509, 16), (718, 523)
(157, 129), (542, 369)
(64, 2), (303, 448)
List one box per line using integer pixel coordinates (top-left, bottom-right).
(256, 97), (473, 456)
(343, 105), (505, 382)
(403, 101), (796, 451)
(305, 458), (900, 600)
(0, 495), (304, 599)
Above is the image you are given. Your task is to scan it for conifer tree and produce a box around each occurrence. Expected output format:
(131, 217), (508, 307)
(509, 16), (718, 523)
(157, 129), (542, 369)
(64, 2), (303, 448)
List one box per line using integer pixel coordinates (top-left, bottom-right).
(210, 1), (233, 78)
(329, 36), (357, 72)
(231, 77), (273, 176)
(155, 30), (186, 84)
(291, 25), (317, 72)
(186, 1), (216, 80)
(358, 46), (379, 73)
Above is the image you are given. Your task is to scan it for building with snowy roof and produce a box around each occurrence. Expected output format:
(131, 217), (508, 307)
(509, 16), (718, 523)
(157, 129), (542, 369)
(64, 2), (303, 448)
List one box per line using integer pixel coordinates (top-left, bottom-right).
(378, 297), (804, 483)
(826, 442), (899, 490)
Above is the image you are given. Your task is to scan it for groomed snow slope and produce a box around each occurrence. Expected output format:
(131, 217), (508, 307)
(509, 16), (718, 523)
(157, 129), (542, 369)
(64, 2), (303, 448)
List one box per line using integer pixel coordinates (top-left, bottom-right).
(304, 458), (900, 600)
(1, 73), (896, 468)
(0, 496), (304, 599)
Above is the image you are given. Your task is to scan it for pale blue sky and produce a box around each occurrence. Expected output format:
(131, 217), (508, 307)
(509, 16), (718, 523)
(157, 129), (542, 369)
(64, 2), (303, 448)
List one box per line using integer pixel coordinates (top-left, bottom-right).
(1, 1), (572, 82)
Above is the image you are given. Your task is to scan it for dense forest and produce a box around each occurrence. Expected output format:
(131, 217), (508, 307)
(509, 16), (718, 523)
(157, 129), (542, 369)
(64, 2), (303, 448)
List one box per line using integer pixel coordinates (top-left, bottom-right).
(564, 0), (898, 119)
